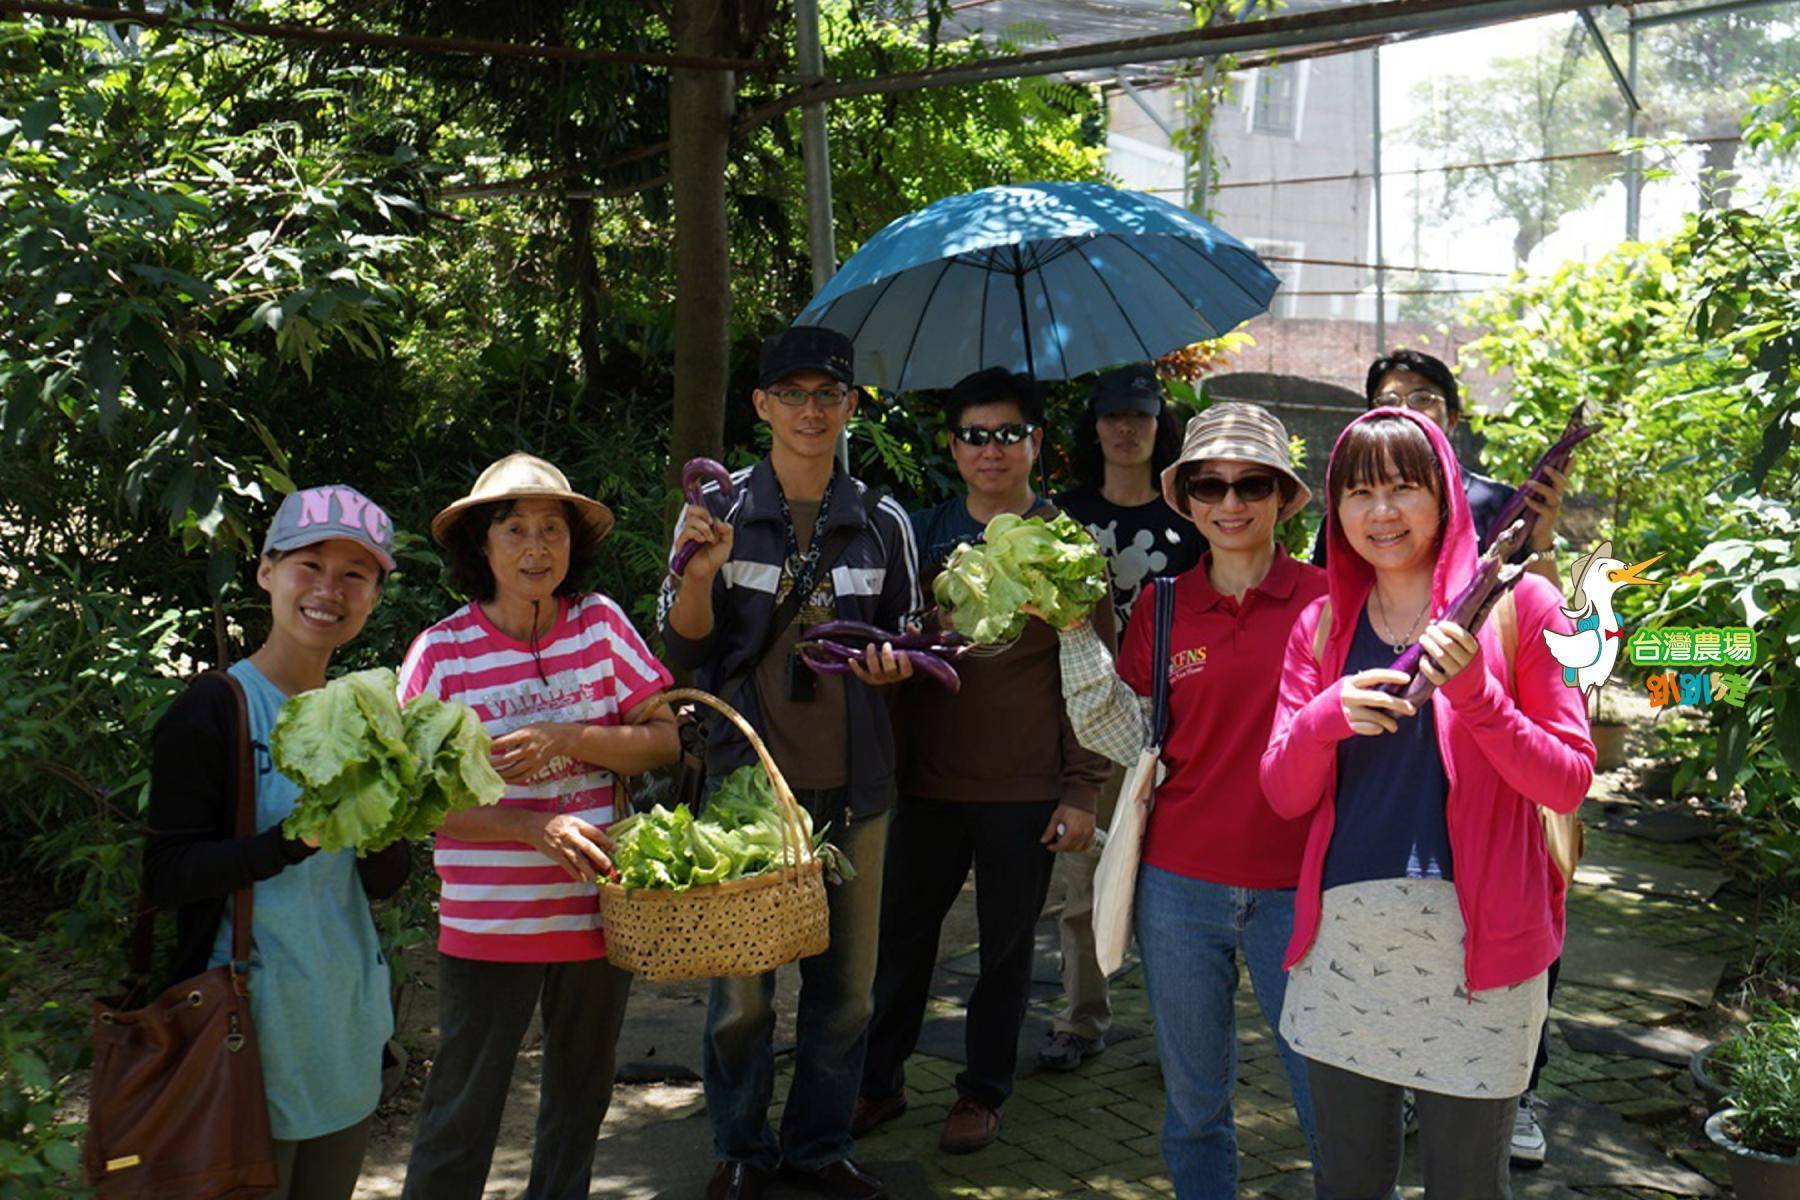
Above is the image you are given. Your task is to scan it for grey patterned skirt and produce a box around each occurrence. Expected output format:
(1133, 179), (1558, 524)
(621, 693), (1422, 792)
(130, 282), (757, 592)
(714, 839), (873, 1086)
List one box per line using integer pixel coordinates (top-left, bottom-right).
(1279, 878), (1548, 1099)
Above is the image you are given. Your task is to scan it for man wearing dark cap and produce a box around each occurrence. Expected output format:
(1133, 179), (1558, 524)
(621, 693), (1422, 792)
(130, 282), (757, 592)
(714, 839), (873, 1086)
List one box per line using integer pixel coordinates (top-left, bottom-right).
(661, 325), (922, 1200)
(853, 366), (1116, 1155)
(1035, 362), (1208, 1074)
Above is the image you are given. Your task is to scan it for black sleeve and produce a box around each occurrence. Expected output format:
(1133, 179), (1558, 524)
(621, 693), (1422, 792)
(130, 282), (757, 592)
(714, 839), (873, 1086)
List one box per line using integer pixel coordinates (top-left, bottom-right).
(1309, 517), (1328, 568)
(356, 841), (412, 901)
(142, 676), (315, 909)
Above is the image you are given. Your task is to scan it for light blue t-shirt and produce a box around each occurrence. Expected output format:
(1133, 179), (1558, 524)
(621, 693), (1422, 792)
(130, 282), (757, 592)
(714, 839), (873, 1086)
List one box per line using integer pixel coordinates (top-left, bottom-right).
(209, 660), (393, 1141)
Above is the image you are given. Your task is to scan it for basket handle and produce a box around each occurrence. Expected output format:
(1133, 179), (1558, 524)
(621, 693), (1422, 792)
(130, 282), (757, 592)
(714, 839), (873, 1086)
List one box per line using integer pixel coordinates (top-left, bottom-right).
(651, 688), (815, 881)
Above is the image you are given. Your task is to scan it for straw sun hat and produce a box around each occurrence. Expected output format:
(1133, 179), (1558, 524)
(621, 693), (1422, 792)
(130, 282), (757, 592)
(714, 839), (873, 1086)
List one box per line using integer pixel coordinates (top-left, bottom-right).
(430, 452), (615, 547)
(1159, 402), (1312, 523)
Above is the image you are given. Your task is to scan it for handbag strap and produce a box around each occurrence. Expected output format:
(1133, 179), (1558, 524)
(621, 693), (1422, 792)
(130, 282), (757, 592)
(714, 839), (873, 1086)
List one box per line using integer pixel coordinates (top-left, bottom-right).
(1149, 577), (1176, 749)
(127, 671), (258, 984)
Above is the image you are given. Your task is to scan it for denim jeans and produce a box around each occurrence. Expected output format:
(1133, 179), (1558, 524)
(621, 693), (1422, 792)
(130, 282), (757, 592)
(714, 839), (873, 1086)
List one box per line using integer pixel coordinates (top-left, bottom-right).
(401, 955), (633, 1200)
(1307, 1058), (1515, 1200)
(1135, 864), (1318, 1200)
(703, 792), (889, 1170)
(862, 797), (1060, 1109)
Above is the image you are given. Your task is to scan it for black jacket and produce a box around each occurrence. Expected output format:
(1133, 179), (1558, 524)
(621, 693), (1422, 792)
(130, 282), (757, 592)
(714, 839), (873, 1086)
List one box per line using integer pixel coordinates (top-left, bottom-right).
(143, 672), (410, 987)
(657, 459), (921, 817)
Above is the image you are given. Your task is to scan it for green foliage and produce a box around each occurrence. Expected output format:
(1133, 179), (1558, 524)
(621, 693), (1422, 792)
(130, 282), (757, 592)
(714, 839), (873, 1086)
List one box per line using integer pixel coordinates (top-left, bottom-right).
(1719, 1003), (1800, 1158)
(1462, 88), (1800, 888)
(0, 938), (88, 1199)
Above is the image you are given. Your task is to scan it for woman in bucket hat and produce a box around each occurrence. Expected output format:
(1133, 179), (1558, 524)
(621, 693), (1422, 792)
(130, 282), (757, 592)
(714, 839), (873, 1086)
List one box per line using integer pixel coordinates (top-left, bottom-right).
(398, 453), (681, 1200)
(143, 485), (410, 1200)
(1050, 403), (1326, 1199)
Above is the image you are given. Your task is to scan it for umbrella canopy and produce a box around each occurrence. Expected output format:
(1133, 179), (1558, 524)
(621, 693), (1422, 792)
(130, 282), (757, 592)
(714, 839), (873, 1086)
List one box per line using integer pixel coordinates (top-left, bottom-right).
(796, 181), (1280, 393)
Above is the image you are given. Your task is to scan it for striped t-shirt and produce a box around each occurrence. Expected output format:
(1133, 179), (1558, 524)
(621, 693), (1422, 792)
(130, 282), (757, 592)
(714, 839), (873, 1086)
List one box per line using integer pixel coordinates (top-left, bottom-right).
(398, 593), (674, 962)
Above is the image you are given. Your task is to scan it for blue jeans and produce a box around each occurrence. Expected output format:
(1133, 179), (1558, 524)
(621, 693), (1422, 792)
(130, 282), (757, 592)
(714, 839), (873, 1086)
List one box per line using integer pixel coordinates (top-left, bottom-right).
(1136, 864), (1319, 1200)
(703, 793), (889, 1170)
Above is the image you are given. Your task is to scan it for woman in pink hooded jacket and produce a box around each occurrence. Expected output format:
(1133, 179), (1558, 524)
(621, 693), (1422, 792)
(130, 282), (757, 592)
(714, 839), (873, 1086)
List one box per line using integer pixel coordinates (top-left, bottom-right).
(1258, 408), (1594, 1199)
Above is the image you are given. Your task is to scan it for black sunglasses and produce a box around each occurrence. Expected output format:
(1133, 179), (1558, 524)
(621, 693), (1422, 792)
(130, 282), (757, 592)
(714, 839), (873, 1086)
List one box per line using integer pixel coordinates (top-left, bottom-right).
(953, 422), (1038, 447)
(1184, 472), (1280, 505)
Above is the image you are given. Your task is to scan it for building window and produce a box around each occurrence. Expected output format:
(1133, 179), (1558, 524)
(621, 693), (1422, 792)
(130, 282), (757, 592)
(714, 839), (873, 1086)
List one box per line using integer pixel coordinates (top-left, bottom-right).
(1252, 67), (1298, 137)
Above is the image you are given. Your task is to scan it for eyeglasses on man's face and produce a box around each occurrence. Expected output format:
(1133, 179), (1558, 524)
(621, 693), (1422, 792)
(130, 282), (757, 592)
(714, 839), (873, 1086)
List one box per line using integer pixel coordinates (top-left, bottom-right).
(1183, 472), (1279, 505)
(1374, 389), (1447, 412)
(952, 422), (1038, 447)
(767, 384), (853, 408)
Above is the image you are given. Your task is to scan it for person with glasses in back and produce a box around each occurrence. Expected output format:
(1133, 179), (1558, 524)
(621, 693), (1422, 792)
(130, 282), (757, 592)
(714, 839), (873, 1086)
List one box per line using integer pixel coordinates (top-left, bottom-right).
(1313, 349), (1568, 1168)
(1314, 350), (1564, 590)
(853, 367), (1116, 1156)
(1050, 403), (1327, 1198)
(660, 325), (921, 1200)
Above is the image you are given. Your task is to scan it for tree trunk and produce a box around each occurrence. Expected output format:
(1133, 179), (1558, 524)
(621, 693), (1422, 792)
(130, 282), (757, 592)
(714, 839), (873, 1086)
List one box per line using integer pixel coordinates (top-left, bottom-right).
(668, 0), (735, 496)
(566, 194), (605, 414)
(1699, 137), (1739, 212)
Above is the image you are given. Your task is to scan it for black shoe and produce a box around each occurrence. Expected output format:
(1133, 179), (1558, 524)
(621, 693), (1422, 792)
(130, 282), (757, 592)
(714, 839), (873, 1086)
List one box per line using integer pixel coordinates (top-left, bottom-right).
(707, 1160), (772, 1200)
(779, 1158), (890, 1200)
(1036, 1030), (1102, 1072)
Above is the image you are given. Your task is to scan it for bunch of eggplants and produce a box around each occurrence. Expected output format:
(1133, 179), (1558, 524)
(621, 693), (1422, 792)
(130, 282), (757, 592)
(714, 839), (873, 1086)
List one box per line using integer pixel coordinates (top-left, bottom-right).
(797, 620), (971, 693)
(1487, 403), (1597, 553)
(670, 457), (735, 576)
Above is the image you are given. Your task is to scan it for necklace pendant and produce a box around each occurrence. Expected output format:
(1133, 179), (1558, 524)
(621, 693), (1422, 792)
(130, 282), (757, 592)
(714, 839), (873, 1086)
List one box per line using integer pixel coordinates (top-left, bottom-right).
(1392, 640), (1408, 655)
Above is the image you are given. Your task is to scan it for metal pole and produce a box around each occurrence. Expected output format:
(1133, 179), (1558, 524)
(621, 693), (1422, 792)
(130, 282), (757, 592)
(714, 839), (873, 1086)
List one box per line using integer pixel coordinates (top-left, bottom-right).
(1628, 0), (1795, 30)
(795, 0), (837, 295)
(1626, 20), (1640, 240)
(1372, 45), (1386, 351)
(794, 0), (849, 472)
(1193, 58), (1216, 212)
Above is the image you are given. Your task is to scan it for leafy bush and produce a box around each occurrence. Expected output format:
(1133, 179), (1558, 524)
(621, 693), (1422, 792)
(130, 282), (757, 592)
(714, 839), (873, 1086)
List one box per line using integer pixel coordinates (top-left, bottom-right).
(1719, 1004), (1800, 1158)
(0, 938), (89, 1200)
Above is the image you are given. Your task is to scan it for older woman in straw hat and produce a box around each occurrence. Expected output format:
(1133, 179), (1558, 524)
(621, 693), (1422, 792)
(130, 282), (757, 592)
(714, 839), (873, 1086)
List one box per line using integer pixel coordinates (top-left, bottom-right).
(397, 453), (680, 1200)
(1052, 403), (1326, 1199)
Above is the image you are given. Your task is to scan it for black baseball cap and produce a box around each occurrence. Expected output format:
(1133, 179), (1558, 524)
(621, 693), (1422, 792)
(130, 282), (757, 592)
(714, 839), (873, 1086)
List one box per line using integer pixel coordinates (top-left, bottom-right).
(1090, 363), (1164, 417)
(758, 325), (856, 389)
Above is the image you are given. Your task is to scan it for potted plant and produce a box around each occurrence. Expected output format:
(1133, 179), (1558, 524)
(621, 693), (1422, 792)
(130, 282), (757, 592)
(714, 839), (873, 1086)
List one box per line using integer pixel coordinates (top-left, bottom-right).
(1705, 1004), (1800, 1198)
(1591, 684), (1629, 772)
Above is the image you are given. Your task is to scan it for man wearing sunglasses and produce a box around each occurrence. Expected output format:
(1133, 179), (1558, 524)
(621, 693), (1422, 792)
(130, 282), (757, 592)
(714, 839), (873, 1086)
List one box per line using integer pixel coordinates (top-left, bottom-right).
(1308, 348), (1566, 1170)
(661, 325), (922, 1200)
(856, 367), (1116, 1156)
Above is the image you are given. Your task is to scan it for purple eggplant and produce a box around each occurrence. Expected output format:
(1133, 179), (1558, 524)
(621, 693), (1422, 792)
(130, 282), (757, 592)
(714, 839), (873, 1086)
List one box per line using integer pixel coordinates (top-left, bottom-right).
(1393, 561), (1532, 706)
(670, 458), (735, 576)
(1487, 406), (1597, 549)
(796, 638), (963, 693)
(802, 620), (895, 644)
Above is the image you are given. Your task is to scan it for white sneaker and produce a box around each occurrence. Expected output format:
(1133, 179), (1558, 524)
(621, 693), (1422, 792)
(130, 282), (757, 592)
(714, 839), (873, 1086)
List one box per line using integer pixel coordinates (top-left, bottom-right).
(1511, 1092), (1547, 1168)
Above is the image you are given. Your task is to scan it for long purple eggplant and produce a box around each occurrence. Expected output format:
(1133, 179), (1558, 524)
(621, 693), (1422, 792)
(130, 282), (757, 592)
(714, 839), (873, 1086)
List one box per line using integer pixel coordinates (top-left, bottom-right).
(1376, 520), (1527, 698)
(1392, 560), (1532, 706)
(670, 457), (735, 576)
(1487, 404), (1597, 550)
(797, 638), (963, 693)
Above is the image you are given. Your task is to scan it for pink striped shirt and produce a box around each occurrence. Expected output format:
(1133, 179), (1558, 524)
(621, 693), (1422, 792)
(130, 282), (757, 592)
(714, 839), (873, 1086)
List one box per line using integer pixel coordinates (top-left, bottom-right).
(398, 593), (673, 962)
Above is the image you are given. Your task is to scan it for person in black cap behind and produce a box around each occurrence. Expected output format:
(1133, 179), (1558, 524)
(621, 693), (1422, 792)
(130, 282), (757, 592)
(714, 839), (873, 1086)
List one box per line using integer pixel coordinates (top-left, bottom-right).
(854, 366), (1116, 1155)
(661, 325), (922, 1200)
(1033, 362), (1207, 1075)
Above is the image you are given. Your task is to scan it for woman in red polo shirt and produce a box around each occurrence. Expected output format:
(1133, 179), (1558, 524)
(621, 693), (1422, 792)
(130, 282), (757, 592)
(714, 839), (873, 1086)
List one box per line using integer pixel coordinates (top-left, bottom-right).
(1055, 402), (1325, 1200)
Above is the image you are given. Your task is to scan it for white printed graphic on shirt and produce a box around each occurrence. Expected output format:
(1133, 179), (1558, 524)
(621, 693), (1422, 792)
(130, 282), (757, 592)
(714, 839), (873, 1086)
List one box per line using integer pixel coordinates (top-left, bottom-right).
(1088, 519), (1170, 619)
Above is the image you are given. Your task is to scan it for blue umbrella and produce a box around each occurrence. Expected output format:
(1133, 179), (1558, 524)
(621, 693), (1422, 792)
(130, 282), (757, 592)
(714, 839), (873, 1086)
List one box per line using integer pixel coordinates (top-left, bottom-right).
(796, 181), (1279, 393)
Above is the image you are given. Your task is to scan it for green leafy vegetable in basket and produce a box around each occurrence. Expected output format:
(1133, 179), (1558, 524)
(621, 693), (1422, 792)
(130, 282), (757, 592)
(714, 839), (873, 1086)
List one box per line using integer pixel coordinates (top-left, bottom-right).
(273, 667), (505, 853)
(609, 765), (856, 891)
(932, 512), (1109, 644)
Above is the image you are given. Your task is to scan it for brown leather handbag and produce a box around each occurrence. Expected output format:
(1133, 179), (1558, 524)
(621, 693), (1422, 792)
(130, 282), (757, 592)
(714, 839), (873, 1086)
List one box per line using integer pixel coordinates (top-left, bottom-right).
(85, 671), (278, 1198)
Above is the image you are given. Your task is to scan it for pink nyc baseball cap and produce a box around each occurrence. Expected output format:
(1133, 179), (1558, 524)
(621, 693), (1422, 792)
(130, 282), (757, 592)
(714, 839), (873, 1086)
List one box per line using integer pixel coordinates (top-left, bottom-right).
(262, 484), (398, 571)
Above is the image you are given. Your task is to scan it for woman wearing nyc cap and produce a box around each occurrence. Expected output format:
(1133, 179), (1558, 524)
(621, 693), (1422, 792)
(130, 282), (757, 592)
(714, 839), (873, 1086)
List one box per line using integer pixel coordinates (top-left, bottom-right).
(398, 453), (680, 1200)
(144, 484), (410, 1200)
(1053, 404), (1325, 1199)
(1259, 408), (1592, 1198)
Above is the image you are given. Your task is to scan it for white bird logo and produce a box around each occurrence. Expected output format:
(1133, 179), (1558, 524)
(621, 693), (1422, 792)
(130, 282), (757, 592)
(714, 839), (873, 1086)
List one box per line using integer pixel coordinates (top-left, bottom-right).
(1541, 540), (1664, 700)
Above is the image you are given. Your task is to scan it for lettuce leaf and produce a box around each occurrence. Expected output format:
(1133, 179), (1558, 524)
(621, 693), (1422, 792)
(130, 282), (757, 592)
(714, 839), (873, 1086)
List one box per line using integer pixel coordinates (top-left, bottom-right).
(932, 512), (1109, 643)
(273, 668), (502, 854)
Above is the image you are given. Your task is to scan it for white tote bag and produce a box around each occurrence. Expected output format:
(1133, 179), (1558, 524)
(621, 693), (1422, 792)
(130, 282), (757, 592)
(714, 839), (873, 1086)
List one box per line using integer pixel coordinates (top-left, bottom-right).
(1091, 577), (1176, 976)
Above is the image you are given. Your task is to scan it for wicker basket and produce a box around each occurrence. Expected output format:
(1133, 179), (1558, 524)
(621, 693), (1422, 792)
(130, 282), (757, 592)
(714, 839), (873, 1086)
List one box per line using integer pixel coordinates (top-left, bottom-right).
(598, 688), (830, 982)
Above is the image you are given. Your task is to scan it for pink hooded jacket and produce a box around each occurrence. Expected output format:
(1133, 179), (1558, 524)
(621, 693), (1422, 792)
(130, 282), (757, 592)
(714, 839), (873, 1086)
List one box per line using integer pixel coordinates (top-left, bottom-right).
(1258, 408), (1595, 993)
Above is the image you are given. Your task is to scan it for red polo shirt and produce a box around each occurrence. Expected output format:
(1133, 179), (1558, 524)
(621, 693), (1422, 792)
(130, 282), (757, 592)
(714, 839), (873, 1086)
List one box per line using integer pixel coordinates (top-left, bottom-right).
(1119, 549), (1327, 888)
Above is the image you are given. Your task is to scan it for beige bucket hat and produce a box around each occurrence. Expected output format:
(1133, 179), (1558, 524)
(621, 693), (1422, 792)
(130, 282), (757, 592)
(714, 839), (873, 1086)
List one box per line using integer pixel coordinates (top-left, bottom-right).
(430, 452), (615, 547)
(1160, 402), (1312, 522)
